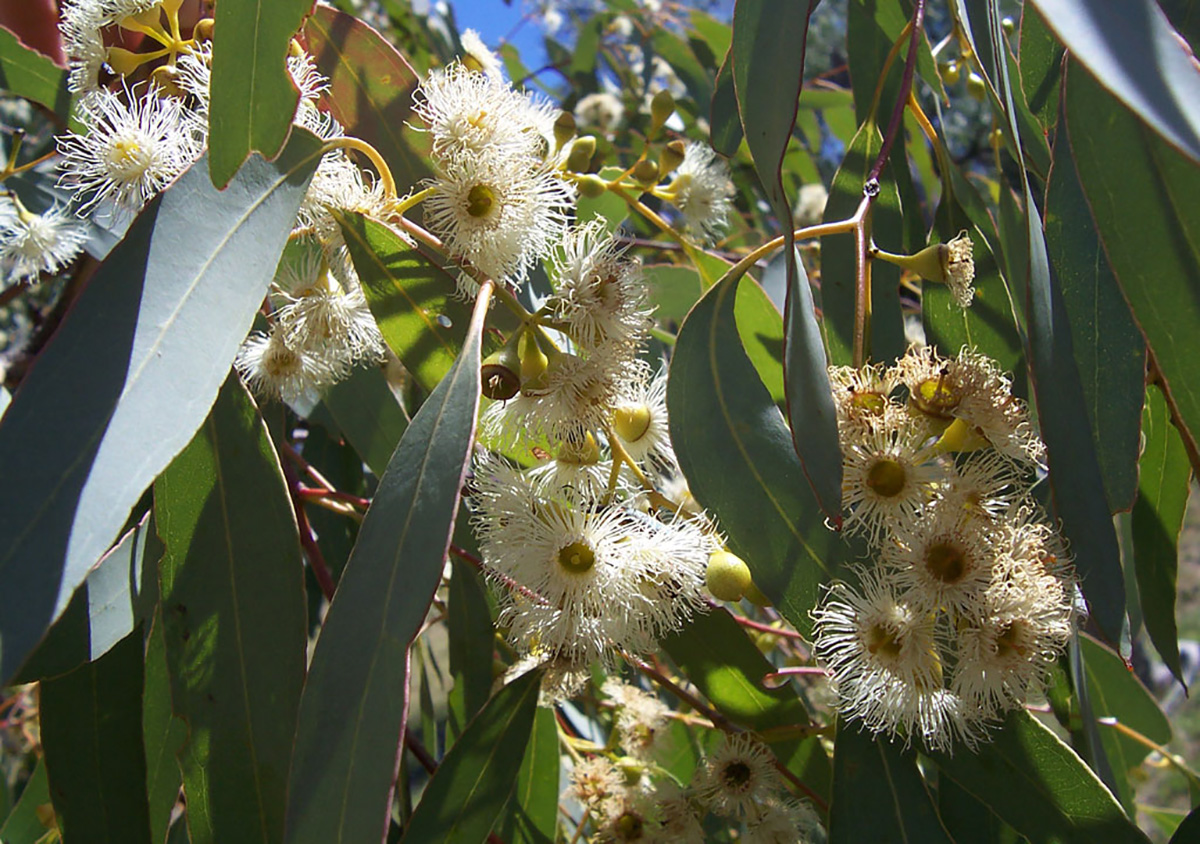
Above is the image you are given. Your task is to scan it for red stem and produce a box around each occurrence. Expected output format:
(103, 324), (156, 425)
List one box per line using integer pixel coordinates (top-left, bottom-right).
(280, 450), (337, 601)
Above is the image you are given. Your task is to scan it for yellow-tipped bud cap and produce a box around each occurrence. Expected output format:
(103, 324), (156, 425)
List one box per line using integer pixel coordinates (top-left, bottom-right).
(192, 18), (215, 42)
(554, 112), (577, 149)
(933, 417), (990, 454)
(659, 140), (686, 178)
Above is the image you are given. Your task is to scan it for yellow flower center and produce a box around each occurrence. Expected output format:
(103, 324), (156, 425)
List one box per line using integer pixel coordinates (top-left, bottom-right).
(466, 184), (496, 218)
(557, 541), (595, 574)
(866, 458), (907, 498)
(925, 540), (967, 584)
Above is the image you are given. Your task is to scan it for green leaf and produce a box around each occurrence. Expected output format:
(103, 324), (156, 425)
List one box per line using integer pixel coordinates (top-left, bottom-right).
(498, 707), (559, 844)
(14, 511), (159, 683)
(285, 297), (486, 844)
(402, 668), (543, 843)
(155, 374), (309, 844)
(1133, 385), (1191, 687)
(0, 760), (53, 844)
(650, 29), (712, 109)
(929, 710), (1150, 844)
(1065, 63), (1200, 476)
(1028, 0), (1200, 163)
(709, 48), (742, 157)
(40, 632), (152, 843)
(668, 273), (845, 638)
(315, 364), (409, 477)
(448, 552), (496, 728)
(207, 0), (313, 186)
(644, 264), (703, 325)
(733, 273), (786, 405)
(1019, 6), (1065, 129)
(303, 3), (429, 192)
(1044, 121), (1145, 514)
(829, 722), (954, 844)
(784, 241), (843, 522)
(342, 211), (478, 393)
(937, 776), (1014, 844)
(1080, 635), (1172, 814)
(143, 610), (186, 844)
(819, 120), (906, 366)
(847, 0), (945, 125)
(0, 26), (70, 119)
(1170, 806), (1200, 844)
(663, 609), (831, 798)
(0, 134), (321, 685)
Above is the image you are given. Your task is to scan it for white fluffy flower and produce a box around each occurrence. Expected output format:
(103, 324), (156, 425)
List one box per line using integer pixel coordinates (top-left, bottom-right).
(611, 367), (675, 468)
(0, 202), (89, 285)
(272, 251), (384, 367)
(574, 92), (625, 133)
(57, 83), (203, 216)
(663, 141), (734, 241)
(695, 733), (780, 819)
(424, 154), (573, 286)
(235, 326), (343, 405)
(459, 29), (505, 80)
(59, 0), (160, 93)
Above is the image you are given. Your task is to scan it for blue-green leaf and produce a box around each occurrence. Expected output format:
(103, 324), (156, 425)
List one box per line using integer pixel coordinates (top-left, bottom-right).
(155, 375), (309, 844)
(40, 632), (152, 843)
(1133, 385), (1191, 687)
(314, 364), (409, 478)
(0, 133), (322, 685)
(1028, 0), (1200, 163)
(207, 0), (314, 186)
(830, 722), (954, 844)
(0, 26), (70, 119)
(285, 292), (486, 844)
(669, 273), (846, 638)
(929, 710), (1149, 844)
(402, 668), (543, 843)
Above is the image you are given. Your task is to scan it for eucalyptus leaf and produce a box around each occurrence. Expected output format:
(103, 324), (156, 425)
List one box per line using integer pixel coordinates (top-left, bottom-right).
(0, 26), (70, 119)
(0, 134), (322, 685)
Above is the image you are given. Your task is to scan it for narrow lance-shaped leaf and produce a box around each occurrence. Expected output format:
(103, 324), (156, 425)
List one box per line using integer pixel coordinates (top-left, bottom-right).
(285, 286), (487, 844)
(303, 4), (429, 192)
(402, 668), (543, 843)
(1028, 0), (1200, 163)
(1133, 385), (1191, 687)
(208, 0), (315, 187)
(142, 609), (187, 844)
(1065, 63), (1200, 476)
(155, 374), (309, 844)
(829, 722), (954, 844)
(0, 133), (322, 685)
(1044, 108), (1145, 514)
(995, 32), (1126, 643)
(0, 26), (71, 119)
(929, 710), (1150, 844)
(0, 760), (52, 844)
(497, 703), (559, 844)
(40, 632), (153, 844)
(669, 273), (846, 638)
(731, 0), (841, 518)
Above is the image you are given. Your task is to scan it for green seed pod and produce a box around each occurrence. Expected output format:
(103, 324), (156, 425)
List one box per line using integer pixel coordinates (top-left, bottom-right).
(553, 111), (577, 150)
(565, 136), (597, 173)
(659, 139), (686, 178)
(631, 158), (660, 186)
(577, 174), (608, 198)
(966, 72), (987, 101)
(480, 336), (522, 401)
(939, 59), (961, 85)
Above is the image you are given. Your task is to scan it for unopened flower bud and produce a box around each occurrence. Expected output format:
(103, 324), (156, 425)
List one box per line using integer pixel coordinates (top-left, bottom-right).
(966, 72), (987, 100)
(553, 112), (577, 149)
(480, 337), (522, 400)
(659, 140), (686, 178)
(192, 18), (215, 42)
(932, 417), (990, 454)
(631, 158), (659, 186)
(939, 60), (960, 85)
(565, 136), (597, 173)
(576, 174), (608, 198)
(106, 46), (145, 76)
(874, 231), (974, 309)
(150, 64), (185, 98)
(650, 90), (675, 129)
(706, 551), (752, 602)
(519, 329), (550, 386)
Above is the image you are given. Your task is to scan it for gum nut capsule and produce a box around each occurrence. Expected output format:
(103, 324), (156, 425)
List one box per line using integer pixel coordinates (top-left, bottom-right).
(706, 551), (752, 601)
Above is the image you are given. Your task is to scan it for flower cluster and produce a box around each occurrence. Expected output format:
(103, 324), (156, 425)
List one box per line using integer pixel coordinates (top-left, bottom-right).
(812, 345), (1076, 751)
(565, 702), (823, 844)
(412, 34), (575, 291)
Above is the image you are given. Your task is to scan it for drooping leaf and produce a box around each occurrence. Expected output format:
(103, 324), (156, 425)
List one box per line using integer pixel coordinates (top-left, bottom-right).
(0, 25), (70, 119)
(663, 609), (831, 799)
(0, 134), (321, 685)
(829, 722), (954, 844)
(448, 549), (497, 730)
(498, 706), (559, 844)
(644, 264), (703, 326)
(669, 273), (846, 638)
(1044, 119), (1145, 514)
(929, 710), (1150, 844)
(709, 47), (742, 156)
(402, 667), (543, 844)
(784, 242), (843, 523)
(14, 511), (159, 683)
(285, 293), (486, 844)
(1029, 0), (1200, 163)
(341, 211), (479, 393)
(142, 610), (186, 844)
(155, 374), (309, 844)
(208, 0), (314, 186)
(1019, 5), (1065, 130)
(314, 364), (409, 477)
(0, 760), (52, 844)
(303, 3), (429, 192)
(40, 632), (152, 843)
(1080, 635), (1172, 814)
(734, 273), (787, 405)
(1065, 63), (1200, 475)
(1133, 385), (1191, 686)
(819, 119), (906, 367)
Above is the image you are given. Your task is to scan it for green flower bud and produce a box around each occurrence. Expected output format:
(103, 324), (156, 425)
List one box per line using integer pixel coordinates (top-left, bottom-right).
(706, 550), (752, 602)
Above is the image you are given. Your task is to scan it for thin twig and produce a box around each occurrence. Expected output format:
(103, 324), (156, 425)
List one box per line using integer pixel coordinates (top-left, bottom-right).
(280, 451), (337, 601)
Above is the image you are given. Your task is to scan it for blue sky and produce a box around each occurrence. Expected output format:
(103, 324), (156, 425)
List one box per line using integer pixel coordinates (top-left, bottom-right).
(446, 0), (550, 66)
